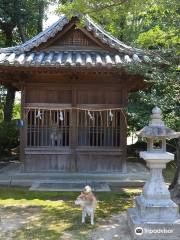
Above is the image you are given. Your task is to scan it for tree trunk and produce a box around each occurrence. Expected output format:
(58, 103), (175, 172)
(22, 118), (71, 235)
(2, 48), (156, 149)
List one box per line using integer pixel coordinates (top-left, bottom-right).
(17, 21), (27, 43)
(1, 27), (16, 122)
(37, 0), (45, 33)
(119, 16), (126, 41)
(3, 85), (16, 122)
(170, 137), (180, 199)
(13, 0), (27, 43)
(3, 26), (13, 47)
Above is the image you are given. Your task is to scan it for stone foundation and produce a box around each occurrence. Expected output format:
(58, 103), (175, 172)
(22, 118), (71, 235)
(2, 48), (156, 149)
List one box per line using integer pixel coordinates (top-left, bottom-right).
(135, 196), (179, 222)
(127, 208), (180, 240)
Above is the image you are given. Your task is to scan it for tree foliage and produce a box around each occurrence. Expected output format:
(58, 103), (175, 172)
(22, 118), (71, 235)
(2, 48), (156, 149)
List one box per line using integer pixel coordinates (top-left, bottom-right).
(0, 0), (51, 43)
(0, 121), (19, 155)
(0, 0), (53, 122)
(58, 0), (180, 132)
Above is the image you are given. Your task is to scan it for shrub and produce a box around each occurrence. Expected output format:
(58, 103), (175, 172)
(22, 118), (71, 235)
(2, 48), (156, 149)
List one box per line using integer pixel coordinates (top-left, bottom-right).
(0, 120), (19, 155)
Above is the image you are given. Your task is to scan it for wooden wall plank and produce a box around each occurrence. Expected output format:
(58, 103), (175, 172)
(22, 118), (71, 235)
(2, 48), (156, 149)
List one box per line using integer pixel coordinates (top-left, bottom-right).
(23, 73), (128, 173)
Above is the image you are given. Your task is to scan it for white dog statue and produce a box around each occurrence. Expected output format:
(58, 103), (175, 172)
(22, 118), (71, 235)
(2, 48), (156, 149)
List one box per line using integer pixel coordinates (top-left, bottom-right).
(75, 185), (97, 225)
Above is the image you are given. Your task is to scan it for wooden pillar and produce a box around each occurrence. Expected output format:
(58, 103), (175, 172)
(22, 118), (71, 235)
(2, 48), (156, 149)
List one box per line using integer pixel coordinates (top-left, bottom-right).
(121, 85), (128, 173)
(20, 83), (26, 172)
(120, 109), (127, 173)
(70, 87), (78, 172)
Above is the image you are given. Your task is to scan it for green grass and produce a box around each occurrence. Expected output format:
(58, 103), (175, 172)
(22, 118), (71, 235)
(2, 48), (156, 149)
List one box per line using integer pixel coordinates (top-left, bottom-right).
(0, 187), (141, 240)
(0, 162), (175, 239)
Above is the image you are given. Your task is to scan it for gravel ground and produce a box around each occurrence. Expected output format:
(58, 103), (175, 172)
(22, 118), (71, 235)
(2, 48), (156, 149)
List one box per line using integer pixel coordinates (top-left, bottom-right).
(0, 206), (132, 240)
(91, 213), (132, 240)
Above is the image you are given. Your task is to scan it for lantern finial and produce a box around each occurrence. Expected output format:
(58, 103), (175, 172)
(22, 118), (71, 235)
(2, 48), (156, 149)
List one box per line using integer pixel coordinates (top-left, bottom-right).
(150, 106), (164, 127)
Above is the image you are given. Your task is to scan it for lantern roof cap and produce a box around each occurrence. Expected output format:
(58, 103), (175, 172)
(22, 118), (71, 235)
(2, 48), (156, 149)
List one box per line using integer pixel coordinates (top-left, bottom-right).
(138, 107), (180, 139)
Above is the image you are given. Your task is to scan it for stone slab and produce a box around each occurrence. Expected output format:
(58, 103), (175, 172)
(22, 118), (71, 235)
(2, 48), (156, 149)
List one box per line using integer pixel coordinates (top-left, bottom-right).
(0, 161), (149, 188)
(29, 180), (111, 192)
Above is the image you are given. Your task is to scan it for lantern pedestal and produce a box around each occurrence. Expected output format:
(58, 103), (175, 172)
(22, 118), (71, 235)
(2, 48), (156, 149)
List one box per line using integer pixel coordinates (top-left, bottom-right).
(127, 107), (180, 239)
(127, 151), (180, 240)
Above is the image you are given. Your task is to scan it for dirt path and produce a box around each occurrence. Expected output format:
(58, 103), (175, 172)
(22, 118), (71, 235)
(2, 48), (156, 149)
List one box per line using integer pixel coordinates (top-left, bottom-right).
(0, 206), (132, 240)
(91, 213), (131, 240)
(0, 206), (42, 240)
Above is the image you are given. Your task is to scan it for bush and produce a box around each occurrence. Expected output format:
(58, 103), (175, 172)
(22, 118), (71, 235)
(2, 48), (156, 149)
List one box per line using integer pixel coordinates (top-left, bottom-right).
(0, 121), (19, 155)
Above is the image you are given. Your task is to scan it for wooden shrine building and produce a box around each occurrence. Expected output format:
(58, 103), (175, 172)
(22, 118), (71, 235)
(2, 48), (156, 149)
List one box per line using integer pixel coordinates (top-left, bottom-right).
(0, 15), (156, 173)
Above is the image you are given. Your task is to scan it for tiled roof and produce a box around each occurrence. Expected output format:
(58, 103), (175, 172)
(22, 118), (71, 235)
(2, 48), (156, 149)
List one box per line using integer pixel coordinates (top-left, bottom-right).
(0, 14), (164, 68)
(0, 15), (146, 54)
(0, 51), (153, 68)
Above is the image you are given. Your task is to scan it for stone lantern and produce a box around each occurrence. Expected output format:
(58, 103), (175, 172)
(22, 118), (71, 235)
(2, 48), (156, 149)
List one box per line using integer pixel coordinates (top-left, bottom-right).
(127, 107), (180, 240)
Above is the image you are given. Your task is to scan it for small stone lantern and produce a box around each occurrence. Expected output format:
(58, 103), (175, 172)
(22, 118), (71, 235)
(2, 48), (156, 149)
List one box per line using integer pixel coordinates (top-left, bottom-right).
(127, 107), (180, 240)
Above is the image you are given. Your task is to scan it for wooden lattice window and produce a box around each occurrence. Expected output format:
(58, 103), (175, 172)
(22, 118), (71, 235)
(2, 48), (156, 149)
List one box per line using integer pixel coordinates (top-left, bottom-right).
(26, 108), (122, 148)
(56, 29), (96, 46)
(77, 110), (121, 147)
(27, 109), (70, 147)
